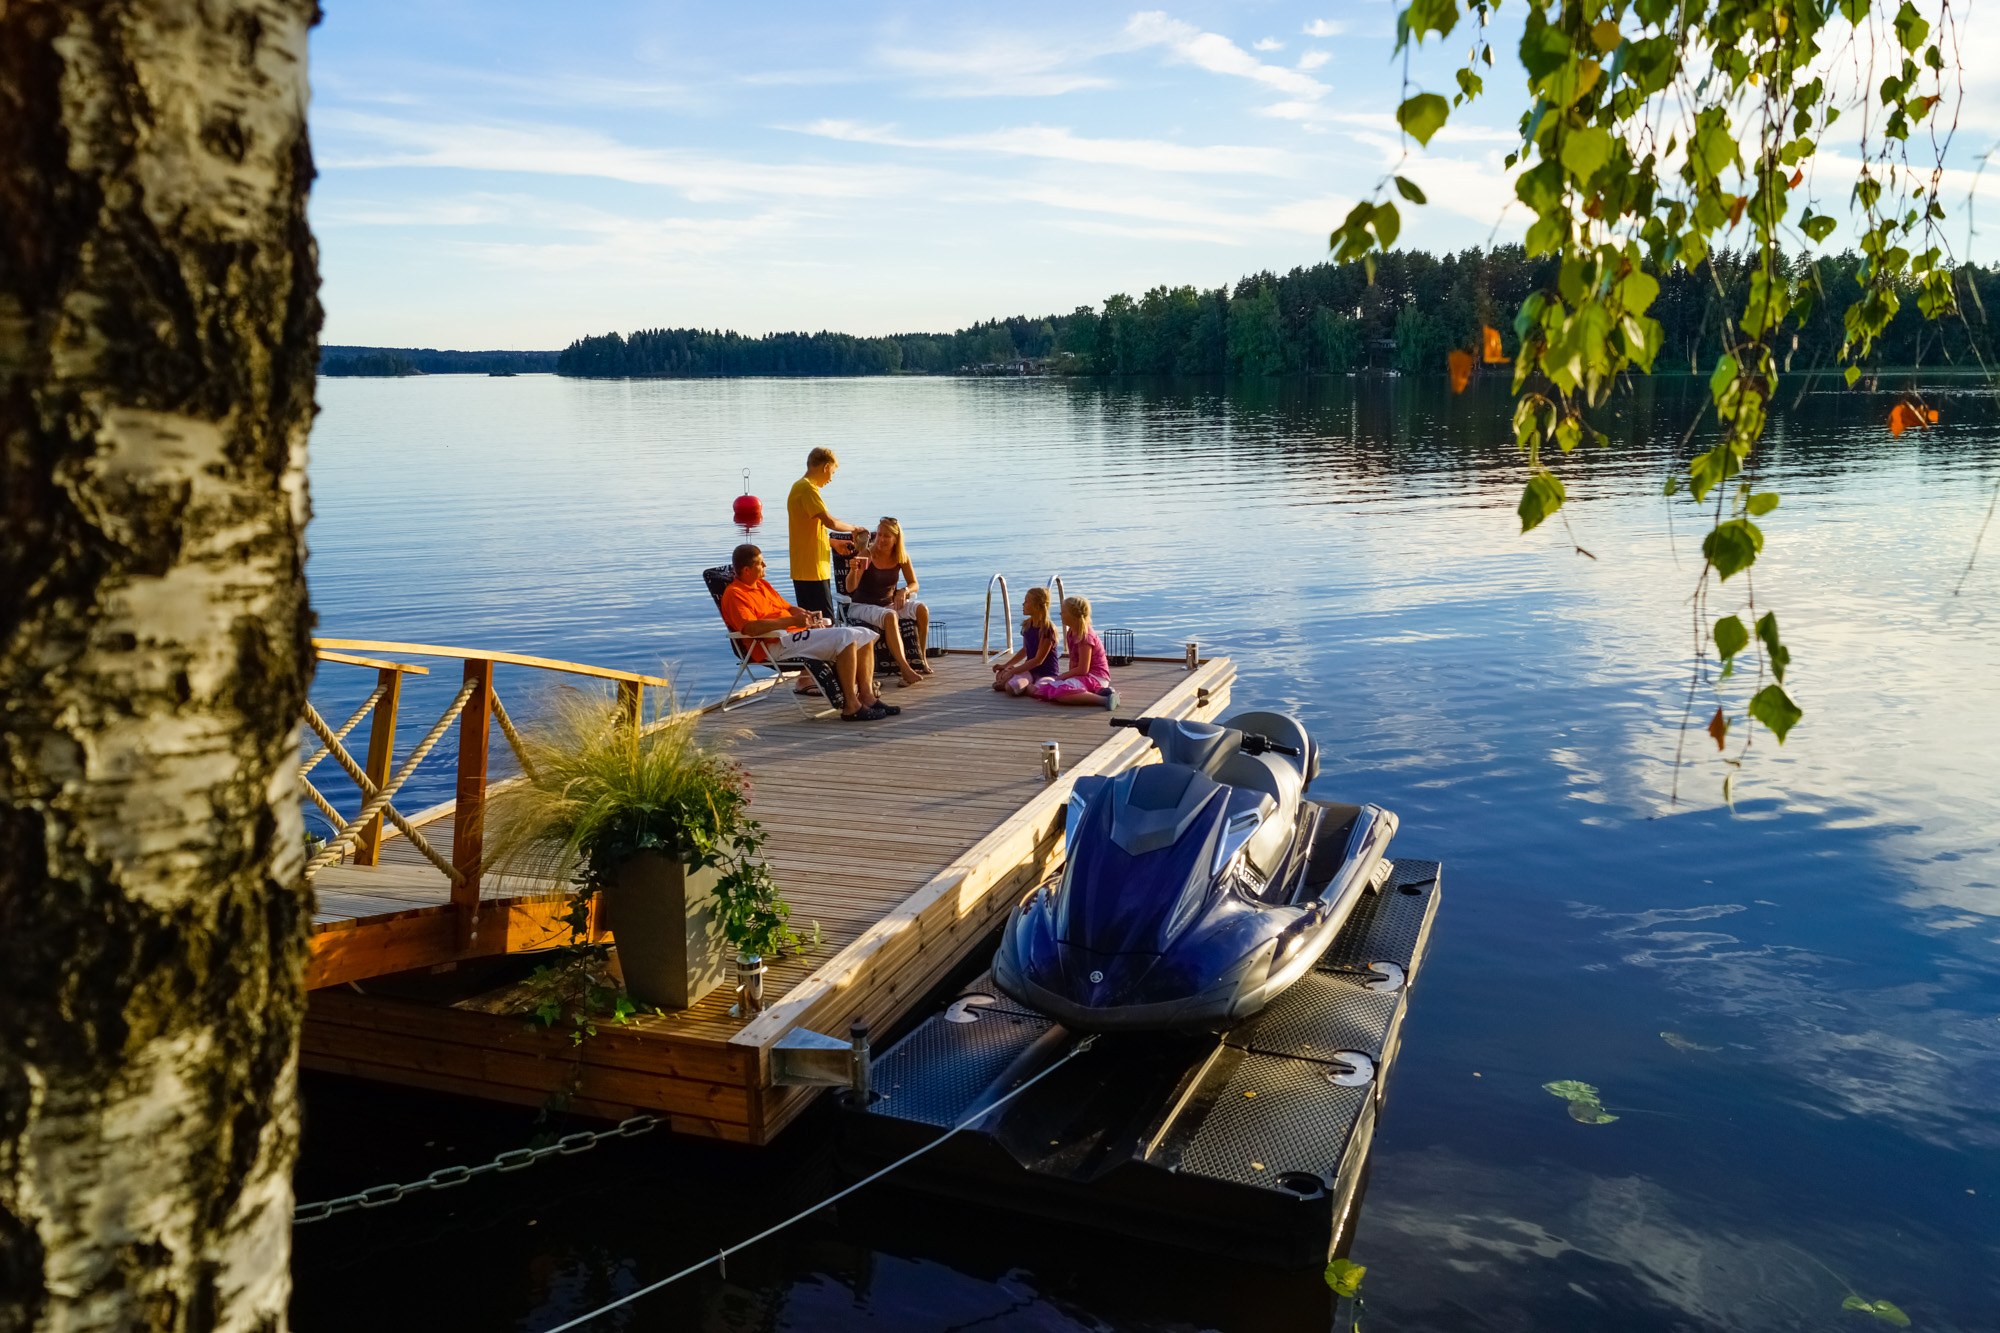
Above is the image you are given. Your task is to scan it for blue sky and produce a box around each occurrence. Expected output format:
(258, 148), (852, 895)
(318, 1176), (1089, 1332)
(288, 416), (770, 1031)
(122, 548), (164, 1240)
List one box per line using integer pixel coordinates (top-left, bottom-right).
(309, 1), (1998, 349)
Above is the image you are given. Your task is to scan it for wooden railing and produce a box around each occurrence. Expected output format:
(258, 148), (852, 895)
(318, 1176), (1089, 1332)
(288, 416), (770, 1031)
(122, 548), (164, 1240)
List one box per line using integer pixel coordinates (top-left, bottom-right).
(305, 638), (671, 952)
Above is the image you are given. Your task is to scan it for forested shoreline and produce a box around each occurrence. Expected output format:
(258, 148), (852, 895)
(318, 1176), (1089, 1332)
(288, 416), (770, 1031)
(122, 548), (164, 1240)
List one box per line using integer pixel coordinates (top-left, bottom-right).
(320, 345), (559, 376)
(557, 246), (2000, 380)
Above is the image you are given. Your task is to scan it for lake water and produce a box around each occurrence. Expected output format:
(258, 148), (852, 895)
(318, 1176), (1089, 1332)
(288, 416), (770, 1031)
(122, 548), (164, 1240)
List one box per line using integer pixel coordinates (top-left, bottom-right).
(292, 374), (2000, 1333)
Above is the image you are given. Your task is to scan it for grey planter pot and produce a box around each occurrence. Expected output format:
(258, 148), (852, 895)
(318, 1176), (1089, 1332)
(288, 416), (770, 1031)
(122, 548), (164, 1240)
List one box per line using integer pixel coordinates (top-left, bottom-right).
(600, 850), (728, 1010)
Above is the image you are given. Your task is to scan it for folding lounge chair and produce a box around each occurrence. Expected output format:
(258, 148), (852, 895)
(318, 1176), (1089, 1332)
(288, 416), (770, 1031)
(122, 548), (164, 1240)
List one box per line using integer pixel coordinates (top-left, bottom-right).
(702, 565), (845, 718)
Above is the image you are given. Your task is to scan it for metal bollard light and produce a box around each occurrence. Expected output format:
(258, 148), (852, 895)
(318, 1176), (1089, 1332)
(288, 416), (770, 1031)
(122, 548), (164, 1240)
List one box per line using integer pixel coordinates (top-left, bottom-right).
(1185, 641), (1199, 670)
(850, 1022), (873, 1103)
(1041, 741), (1060, 782)
(735, 953), (766, 1015)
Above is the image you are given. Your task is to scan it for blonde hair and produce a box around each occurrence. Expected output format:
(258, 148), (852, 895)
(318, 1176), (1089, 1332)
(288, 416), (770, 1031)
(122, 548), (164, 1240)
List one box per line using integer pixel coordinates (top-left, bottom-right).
(1022, 585), (1053, 630)
(873, 516), (906, 564)
(1061, 594), (1092, 637)
(807, 446), (838, 470)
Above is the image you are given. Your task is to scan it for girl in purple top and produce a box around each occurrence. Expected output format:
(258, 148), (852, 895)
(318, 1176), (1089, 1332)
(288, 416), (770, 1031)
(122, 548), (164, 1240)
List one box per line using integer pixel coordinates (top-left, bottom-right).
(1032, 595), (1117, 710)
(991, 587), (1059, 695)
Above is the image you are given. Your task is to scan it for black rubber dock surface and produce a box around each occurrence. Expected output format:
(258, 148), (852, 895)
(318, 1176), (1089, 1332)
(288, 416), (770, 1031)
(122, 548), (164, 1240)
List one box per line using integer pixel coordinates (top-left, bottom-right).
(840, 857), (1443, 1266)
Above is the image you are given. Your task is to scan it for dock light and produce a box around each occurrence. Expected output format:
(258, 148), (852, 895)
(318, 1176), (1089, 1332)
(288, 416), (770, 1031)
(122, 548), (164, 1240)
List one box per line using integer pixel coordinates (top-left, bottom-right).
(1041, 741), (1060, 783)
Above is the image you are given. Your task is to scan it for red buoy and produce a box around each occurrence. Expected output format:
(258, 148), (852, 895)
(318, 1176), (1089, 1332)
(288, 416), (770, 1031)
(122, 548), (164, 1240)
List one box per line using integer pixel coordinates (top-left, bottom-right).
(733, 470), (762, 527)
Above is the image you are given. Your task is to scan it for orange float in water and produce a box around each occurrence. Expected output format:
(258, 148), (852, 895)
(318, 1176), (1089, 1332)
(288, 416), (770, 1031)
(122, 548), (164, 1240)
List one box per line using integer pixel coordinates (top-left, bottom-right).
(1448, 349), (1473, 394)
(1888, 403), (1929, 436)
(1482, 325), (1507, 363)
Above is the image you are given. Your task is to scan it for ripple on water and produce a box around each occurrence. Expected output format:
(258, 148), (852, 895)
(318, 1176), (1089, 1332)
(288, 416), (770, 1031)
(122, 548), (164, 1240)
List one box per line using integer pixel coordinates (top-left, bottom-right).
(295, 375), (2000, 1333)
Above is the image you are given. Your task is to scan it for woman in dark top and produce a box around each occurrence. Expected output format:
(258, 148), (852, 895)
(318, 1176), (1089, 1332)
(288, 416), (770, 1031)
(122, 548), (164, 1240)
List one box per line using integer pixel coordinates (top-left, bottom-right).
(843, 516), (930, 686)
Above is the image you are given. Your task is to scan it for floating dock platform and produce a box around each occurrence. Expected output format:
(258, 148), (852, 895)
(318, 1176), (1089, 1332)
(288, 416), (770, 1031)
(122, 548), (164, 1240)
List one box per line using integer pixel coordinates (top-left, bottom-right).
(298, 645), (1235, 1145)
(840, 858), (1442, 1266)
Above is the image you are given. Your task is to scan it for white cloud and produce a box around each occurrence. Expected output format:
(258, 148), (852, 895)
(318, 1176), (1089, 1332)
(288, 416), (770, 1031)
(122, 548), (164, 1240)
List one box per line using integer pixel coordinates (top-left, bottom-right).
(1054, 218), (1242, 244)
(316, 110), (916, 202)
(458, 210), (797, 270)
(1253, 37), (1284, 51)
(1002, 182), (1352, 240)
(1406, 154), (1524, 229)
(1124, 12), (1331, 103)
(795, 119), (1291, 175)
(318, 64), (702, 112)
(739, 68), (866, 88)
(878, 36), (1114, 96)
(315, 189), (806, 271)
(1298, 50), (1330, 70)
(1319, 110), (1520, 143)
(1303, 19), (1347, 37)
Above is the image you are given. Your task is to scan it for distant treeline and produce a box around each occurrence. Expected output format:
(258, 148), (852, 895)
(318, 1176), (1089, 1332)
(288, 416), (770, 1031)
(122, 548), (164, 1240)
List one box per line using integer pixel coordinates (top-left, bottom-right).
(559, 246), (2000, 379)
(319, 346), (559, 377)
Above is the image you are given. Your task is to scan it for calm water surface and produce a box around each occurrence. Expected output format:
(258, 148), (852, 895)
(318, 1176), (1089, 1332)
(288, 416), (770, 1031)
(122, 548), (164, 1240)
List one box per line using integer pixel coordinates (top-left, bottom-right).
(291, 375), (2000, 1333)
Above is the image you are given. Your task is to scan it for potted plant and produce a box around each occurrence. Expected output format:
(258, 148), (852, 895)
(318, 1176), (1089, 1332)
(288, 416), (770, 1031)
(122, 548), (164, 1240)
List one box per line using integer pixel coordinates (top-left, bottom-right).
(486, 688), (775, 1011)
(710, 822), (799, 1014)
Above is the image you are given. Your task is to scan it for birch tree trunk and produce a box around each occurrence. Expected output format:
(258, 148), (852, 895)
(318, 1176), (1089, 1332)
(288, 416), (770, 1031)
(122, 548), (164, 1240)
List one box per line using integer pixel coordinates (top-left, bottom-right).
(0, 1), (321, 1328)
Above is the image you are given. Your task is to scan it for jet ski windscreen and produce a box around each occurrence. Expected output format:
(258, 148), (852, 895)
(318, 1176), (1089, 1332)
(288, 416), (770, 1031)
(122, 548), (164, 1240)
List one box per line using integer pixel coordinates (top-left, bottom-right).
(1058, 783), (1227, 956)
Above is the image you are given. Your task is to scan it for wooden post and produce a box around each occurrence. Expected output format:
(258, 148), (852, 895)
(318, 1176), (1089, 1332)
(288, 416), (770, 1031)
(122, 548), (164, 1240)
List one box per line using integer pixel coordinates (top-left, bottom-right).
(351, 666), (402, 866)
(451, 658), (494, 950)
(616, 679), (641, 735)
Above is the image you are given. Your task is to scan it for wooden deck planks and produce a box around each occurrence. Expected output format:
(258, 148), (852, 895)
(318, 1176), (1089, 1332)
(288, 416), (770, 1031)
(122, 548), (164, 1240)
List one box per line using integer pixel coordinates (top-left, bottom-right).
(299, 650), (1234, 1142)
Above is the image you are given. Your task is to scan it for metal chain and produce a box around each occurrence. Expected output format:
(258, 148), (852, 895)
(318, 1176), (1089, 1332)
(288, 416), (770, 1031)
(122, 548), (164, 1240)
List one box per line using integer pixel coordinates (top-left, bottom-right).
(293, 1115), (660, 1225)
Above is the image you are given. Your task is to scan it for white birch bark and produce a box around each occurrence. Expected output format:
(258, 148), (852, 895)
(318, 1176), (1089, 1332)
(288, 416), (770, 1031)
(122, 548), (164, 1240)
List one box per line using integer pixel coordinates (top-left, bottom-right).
(1, 1), (321, 1329)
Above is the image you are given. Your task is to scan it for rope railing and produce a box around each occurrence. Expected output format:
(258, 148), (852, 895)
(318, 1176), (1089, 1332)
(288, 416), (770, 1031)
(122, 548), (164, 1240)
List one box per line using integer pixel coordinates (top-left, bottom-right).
(302, 777), (350, 840)
(490, 689), (538, 782)
(299, 684), (385, 779)
(299, 701), (465, 883)
(306, 679), (476, 875)
(302, 642), (673, 984)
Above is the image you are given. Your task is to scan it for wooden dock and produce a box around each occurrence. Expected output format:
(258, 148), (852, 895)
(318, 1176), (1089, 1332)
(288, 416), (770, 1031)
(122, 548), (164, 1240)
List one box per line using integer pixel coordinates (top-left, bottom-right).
(300, 648), (1235, 1144)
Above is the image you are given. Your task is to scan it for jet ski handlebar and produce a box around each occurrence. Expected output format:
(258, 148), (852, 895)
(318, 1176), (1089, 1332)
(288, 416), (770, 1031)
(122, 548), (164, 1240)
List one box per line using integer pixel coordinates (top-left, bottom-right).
(1109, 717), (1301, 757)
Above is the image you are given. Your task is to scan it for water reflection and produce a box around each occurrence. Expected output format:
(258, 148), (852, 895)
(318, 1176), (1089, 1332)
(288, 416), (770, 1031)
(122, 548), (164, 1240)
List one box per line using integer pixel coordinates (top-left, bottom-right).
(295, 375), (2000, 1332)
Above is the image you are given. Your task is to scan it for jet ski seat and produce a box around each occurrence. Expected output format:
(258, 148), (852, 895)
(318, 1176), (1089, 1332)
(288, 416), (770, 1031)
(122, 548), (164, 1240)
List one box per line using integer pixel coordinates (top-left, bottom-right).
(1222, 710), (1319, 784)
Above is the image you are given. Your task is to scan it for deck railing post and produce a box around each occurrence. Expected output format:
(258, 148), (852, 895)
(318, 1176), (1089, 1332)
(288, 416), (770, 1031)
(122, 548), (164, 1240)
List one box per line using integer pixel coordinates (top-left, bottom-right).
(616, 679), (641, 740)
(450, 658), (495, 950)
(351, 666), (403, 866)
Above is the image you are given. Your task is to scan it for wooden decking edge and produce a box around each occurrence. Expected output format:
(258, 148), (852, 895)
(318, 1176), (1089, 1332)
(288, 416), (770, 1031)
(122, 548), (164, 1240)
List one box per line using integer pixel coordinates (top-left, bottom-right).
(728, 656), (1236, 1057)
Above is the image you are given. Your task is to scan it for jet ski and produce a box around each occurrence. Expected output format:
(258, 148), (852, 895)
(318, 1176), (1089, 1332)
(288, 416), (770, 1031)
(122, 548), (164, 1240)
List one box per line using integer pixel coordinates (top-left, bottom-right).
(993, 711), (1397, 1032)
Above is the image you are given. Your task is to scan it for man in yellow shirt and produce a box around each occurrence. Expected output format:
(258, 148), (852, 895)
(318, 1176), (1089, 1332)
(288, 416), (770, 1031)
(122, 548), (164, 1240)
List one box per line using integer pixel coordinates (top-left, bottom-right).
(787, 447), (864, 619)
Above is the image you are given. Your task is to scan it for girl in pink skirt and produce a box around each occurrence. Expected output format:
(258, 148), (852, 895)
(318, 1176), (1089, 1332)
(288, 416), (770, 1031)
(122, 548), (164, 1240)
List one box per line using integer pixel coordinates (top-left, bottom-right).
(1033, 595), (1118, 710)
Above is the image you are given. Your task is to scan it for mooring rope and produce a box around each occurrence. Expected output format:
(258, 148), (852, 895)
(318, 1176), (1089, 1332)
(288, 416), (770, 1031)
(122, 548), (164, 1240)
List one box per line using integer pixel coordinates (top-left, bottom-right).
(537, 1034), (1099, 1333)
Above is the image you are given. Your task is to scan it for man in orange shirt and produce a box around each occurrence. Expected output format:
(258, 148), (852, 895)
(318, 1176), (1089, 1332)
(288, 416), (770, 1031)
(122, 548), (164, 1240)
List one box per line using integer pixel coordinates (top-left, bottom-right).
(719, 544), (897, 722)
